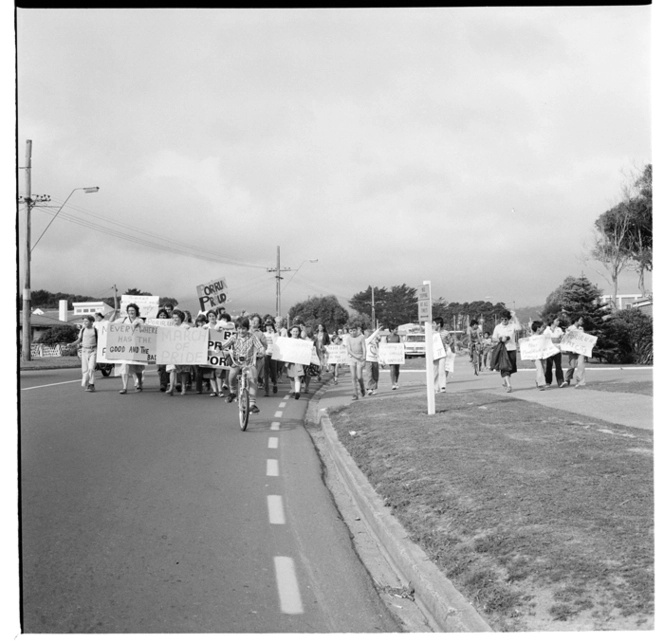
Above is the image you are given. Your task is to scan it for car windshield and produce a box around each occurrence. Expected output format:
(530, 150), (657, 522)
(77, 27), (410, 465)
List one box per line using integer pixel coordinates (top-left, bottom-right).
(406, 335), (425, 342)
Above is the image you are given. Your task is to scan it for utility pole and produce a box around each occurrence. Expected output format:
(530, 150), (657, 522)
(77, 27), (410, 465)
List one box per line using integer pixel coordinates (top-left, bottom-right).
(371, 286), (376, 329)
(267, 246), (292, 318)
(18, 140), (50, 361)
(113, 284), (118, 311)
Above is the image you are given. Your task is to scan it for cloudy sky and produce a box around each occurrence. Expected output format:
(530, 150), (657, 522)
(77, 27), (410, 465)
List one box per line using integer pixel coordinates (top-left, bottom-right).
(15, 7), (652, 317)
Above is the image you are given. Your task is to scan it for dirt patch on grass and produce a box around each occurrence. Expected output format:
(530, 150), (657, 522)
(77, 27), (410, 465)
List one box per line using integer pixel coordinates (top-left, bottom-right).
(329, 391), (654, 631)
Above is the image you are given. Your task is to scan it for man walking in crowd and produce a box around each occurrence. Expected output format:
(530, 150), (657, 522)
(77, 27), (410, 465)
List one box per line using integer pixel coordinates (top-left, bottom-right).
(385, 326), (401, 390)
(344, 322), (367, 401)
(68, 315), (98, 392)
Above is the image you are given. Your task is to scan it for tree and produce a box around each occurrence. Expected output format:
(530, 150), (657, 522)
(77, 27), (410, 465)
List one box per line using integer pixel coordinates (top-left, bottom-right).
(124, 288), (152, 296)
(159, 296), (179, 309)
(288, 295), (349, 331)
(588, 163), (652, 303)
(541, 276), (607, 332)
(34, 325), (79, 345)
(591, 204), (633, 309)
(348, 284), (417, 328)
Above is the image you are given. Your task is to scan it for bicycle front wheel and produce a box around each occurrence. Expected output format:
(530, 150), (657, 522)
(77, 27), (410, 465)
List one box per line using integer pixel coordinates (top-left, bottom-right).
(238, 388), (250, 431)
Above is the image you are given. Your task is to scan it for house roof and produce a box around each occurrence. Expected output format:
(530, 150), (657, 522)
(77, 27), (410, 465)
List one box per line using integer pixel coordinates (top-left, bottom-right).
(18, 313), (76, 328)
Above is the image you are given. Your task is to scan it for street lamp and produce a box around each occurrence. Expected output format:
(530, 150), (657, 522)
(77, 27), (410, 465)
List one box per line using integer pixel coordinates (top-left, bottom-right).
(31, 186), (100, 251)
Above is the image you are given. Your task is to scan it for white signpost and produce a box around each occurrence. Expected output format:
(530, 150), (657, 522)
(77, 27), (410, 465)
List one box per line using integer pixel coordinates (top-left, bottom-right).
(419, 281), (435, 415)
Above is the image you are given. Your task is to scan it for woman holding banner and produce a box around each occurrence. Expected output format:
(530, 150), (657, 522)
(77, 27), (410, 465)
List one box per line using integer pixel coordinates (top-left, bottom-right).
(563, 316), (587, 388)
(385, 326), (401, 390)
(204, 309), (225, 397)
(285, 325), (306, 399)
(114, 303), (146, 395)
(314, 324), (330, 381)
(165, 310), (190, 396)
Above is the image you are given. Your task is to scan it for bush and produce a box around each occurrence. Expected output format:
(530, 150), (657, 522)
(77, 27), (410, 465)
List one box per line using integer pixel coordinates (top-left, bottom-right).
(596, 309), (653, 365)
(35, 325), (79, 345)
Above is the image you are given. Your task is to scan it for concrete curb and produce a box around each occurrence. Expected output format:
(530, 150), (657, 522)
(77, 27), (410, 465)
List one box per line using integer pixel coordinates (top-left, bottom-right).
(305, 380), (493, 633)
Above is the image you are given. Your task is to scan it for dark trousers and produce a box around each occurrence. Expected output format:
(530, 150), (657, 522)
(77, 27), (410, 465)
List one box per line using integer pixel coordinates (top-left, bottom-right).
(545, 353), (564, 386)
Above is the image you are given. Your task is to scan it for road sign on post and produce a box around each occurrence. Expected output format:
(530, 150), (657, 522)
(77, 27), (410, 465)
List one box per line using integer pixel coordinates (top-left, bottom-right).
(417, 283), (432, 324)
(420, 281), (435, 415)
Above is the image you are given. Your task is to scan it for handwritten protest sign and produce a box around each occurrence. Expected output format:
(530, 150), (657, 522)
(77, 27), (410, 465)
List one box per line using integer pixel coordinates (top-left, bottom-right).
(196, 277), (229, 311)
(432, 333), (447, 361)
(94, 321), (110, 363)
(445, 352), (455, 373)
(326, 344), (349, 365)
(105, 322), (158, 366)
(380, 343), (404, 364)
(519, 335), (561, 361)
(145, 318), (176, 327)
(378, 342), (405, 365)
(120, 295), (160, 319)
(206, 327), (230, 369)
(271, 337), (313, 365)
(366, 338), (381, 362)
(310, 345), (321, 366)
(560, 330), (597, 358)
(155, 326), (209, 365)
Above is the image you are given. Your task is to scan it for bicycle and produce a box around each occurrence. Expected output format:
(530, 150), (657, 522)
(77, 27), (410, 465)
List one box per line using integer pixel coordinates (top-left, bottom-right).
(470, 342), (483, 376)
(227, 350), (255, 431)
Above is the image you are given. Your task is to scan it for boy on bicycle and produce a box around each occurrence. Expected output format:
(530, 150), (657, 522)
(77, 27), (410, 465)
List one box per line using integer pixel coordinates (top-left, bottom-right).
(221, 316), (265, 414)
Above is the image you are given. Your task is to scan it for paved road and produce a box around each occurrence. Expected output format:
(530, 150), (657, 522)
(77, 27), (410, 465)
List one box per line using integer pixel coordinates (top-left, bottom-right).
(19, 368), (400, 633)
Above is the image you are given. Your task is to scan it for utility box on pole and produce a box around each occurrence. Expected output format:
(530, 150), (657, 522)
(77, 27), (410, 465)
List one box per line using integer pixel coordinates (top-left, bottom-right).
(419, 281), (435, 415)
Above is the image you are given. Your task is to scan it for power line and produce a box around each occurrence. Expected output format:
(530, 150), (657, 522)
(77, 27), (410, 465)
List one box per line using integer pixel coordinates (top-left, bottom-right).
(32, 199), (269, 269)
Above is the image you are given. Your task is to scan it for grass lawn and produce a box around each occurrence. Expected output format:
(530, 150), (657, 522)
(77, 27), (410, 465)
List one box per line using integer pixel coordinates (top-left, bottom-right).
(19, 356), (81, 370)
(328, 390), (654, 631)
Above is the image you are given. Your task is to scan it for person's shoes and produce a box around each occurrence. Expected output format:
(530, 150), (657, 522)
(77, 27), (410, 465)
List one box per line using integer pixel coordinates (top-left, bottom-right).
(392, 385), (397, 390)
(222, 383), (229, 390)
(85, 385), (91, 392)
(574, 383), (586, 388)
(249, 404), (260, 414)
(166, 387), (174, 396)
(545, 384), (551, 388)
(160, 386), (167, 392)
(176, 385), (182, 392)
(180, 388), (186, 396)
(210, 392), (218, 397)
(136, 386), (142, 392)
(226, 393), (236, 403)
(538, 386), (546, 391)
(119, 389), (127, 394)
(368, 389), (374, 395)
(507, 386), (513, 393)
(560, 381), (569, 387)
(295, 392), (300, 400)
(359, 381), (365, 396)
(273, 384), (278, 394)
(351, 394), (358, 401)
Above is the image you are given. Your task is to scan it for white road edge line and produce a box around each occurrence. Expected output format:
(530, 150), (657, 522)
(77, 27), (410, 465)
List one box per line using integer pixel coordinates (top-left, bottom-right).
(267, 495), (285, 525)
(268, 437), (279, 449)
(266, 459), (279, 476)
(21, 379), (80, 391)
(274, 556), (304, 615)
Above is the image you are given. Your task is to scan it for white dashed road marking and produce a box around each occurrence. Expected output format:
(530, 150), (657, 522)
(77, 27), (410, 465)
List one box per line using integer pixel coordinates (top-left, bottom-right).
(278, 402), (287, 408)
(270, 422), (280, 431)
(274, 411), (283, 418)
(266, 459), (279, 477)
(267, 495), (285, 524)
(274, 556), (304, 615)
(268, 437), (279, 449)
(21, 380), (80, 391)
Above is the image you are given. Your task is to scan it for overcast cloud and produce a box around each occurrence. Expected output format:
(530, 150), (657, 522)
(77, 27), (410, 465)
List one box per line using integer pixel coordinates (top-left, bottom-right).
(15, 7), (652, 317)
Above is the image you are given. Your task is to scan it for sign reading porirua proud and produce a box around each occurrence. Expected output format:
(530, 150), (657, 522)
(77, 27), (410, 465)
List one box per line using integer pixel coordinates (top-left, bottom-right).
(196, 277), (229, 311)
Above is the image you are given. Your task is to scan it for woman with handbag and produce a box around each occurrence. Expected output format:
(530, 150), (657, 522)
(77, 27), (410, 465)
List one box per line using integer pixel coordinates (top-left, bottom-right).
(491, 310), (522, 392)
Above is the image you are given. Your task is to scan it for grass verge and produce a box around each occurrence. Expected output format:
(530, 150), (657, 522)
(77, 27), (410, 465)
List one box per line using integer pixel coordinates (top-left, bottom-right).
(328, 390), (653, 631)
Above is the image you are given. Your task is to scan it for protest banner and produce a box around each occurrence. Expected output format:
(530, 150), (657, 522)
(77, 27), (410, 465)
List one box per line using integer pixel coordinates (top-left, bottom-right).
(445, 351), (455, 373)
(519, 335), (561, 361)
(366, 338), (381, 362)
(560, 330), (597, 358)
(310, 345), (321, 366)
(432, 333), (447, 361)
(326, 344), (349, 365)
(271, 337), (313, 365)
(196, 277), (229, 311)
(155, 326), (209, 365)
(379, 342), (405, 365)
(145, 318), (176, 327)
(120, 295), (160, 319)
(104, 322), (159, 366)
(207, 327), (230, 369)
